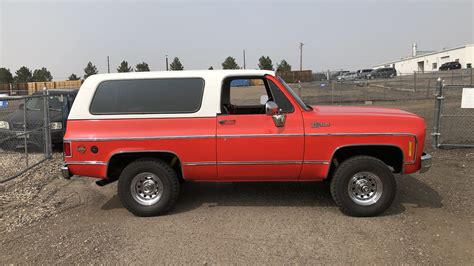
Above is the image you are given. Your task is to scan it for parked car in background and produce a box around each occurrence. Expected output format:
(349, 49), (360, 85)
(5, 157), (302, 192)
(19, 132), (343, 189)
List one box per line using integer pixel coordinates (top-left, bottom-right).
(0, 89), (78, 150)
(357, 69), (373, 79)
(337, 72), (357, 82)
(367, 68), (397, 79)
(61, 70), (431, 217)
(332, 71), (349, 81)
(439, 61), (461, 71)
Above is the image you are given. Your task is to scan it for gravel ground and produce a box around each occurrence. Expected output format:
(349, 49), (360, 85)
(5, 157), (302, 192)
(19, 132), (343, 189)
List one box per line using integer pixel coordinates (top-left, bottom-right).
(0, 98), (473, 264)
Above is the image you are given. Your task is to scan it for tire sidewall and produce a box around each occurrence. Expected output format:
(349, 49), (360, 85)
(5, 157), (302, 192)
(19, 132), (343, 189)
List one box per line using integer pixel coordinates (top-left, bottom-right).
(332, 158), (396, 216)
(118, 161), (176, 216)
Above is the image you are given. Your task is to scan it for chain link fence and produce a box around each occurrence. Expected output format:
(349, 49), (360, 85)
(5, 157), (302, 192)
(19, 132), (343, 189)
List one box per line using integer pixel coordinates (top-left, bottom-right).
(301, 68), (473, 105)
(432, 80), (474, 148)
(0, 92), (52, 183)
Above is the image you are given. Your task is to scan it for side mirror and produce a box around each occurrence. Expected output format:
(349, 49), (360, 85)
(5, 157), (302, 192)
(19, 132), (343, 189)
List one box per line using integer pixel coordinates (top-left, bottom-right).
(19, 103), (24, 110)
(260, 95), (269, 105)
(265, 101), (286, 127)
(265, 101), (279, 116)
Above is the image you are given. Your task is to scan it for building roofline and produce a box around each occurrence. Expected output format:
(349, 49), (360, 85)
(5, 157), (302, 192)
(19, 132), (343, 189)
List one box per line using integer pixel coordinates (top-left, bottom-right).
(374, 43), (473, 67)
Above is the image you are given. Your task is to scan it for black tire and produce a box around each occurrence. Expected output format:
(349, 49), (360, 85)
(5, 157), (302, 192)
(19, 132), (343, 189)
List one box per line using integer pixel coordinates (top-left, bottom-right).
(118, 158), (180, 217)
(330, 156), (396, 217)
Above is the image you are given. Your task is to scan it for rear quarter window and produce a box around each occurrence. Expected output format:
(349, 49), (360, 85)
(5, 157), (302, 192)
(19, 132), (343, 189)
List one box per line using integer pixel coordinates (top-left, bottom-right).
(90, 78), (205, 114)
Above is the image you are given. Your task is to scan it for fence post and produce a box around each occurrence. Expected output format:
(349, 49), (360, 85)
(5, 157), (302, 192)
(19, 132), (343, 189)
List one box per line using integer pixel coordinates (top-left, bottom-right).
(23, 98), (29, 167)
(43, 89), (52, 159)
(426, 79), (431, 99)
(471, 67), (473, 85)
(432, 78), (443, 148)
(413, 71), (417, 92)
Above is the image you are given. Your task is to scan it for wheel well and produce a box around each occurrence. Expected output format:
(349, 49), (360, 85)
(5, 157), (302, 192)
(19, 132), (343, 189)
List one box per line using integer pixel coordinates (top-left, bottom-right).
(107, 152), (183, 181)
(328, 145), (404, 178)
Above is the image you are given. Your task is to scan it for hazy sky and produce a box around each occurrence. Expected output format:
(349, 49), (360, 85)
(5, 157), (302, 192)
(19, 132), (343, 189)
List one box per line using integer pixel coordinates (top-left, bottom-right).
(0, 0), (472, 79)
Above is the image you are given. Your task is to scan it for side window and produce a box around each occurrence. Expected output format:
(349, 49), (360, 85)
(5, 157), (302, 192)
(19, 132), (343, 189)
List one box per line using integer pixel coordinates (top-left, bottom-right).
(267, 79), (294, 113)
(229, 79), (268, 106)
(90, 78), (204, 114)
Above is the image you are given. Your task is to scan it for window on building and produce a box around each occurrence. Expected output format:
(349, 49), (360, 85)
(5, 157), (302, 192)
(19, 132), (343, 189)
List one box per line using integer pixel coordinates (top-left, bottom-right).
(455, 59), (460, 62)
(90, 78), (205, 114)
(467, 63), (472, 69)
(432, 63), (437, 70)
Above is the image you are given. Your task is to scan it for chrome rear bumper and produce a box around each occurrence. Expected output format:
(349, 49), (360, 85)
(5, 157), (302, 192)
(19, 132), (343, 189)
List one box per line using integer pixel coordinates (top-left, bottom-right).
(61, 165), (72, 179)
(420, 153), (432, 173)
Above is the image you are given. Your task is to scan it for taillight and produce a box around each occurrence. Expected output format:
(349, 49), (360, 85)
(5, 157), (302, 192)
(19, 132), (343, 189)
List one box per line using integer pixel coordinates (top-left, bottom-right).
(63, 142), (72, 157)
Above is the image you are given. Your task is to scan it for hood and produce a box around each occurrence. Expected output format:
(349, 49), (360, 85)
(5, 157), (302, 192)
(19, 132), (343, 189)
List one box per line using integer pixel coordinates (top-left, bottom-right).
(312, 105), (418, 118)
(304, 105), (426, 137)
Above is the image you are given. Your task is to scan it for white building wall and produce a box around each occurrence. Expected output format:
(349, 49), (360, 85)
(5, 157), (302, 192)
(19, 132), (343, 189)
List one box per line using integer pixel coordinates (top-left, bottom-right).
(374, 44), (473, 74)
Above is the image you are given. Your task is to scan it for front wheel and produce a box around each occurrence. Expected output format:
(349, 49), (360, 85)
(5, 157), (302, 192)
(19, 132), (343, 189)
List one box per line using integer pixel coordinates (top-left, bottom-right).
(330, 156), (396, 217)
(118, 158), (180, 217)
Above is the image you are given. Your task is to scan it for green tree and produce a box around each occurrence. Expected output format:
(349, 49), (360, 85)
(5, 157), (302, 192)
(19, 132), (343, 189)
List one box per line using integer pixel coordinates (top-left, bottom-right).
(0, 68), (13, 84)
(68, 73), (81, 80)
(208, 66), (214, 70)
(32, 67), (53, 82)
(222, 56), (239, 69)
(276, 59), (292, 72)
(258, 56), (274, 70)
(169, 57), (184, 71)
(117, 60), (133, 73)
(14, 66), (33, 82)
(84, 62), (98, 79)
(135, 62), (150, 72)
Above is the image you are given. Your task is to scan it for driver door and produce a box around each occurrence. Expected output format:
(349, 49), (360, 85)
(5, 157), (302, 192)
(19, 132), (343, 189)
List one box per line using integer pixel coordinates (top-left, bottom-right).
(216, 76), (304, 181)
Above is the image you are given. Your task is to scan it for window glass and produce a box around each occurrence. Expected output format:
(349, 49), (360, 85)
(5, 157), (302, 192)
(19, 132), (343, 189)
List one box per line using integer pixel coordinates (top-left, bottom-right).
(229, 79), (268, 106)
(267, 80), (294, 113)
(90, 78), (204, 114)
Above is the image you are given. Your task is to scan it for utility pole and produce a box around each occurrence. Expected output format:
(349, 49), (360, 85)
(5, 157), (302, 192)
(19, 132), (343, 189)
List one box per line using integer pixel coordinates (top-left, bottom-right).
(107, 56), (110, 73)
(243, 49), (246, 69)
(299, 42), (304, 71)
(166, 55), (169, 71)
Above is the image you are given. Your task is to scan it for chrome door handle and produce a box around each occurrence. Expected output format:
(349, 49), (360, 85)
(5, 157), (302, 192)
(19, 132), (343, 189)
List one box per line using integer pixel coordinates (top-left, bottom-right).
(219, 119), (236, 124)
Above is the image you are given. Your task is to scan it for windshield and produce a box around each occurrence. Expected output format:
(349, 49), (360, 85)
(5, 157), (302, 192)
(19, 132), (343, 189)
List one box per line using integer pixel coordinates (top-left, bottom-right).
(277, 76), (312, 111)
(25, 96), (62, 111)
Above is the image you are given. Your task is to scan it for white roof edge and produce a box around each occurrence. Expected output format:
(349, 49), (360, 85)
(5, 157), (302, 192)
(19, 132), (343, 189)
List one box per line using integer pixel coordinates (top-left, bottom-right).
(85, 70), (275, 82)
(373, 43), (473, 67)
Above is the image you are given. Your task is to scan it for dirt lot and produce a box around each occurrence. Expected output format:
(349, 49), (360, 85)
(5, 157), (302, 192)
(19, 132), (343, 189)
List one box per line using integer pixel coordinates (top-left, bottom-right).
(1, 95), (473, 264)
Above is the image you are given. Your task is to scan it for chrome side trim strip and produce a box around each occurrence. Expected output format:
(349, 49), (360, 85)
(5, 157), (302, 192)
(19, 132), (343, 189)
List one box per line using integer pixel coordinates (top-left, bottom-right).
(218, 160), (302, 165)
(303, 160), (330, 165)
(66, 161), (107, 165)
(218, 133), (303, 138)
(184, 162), (216, 166)
(185, 160), (307, 166)
(305, 132), (417, 137)
(64, 135), (215, 142)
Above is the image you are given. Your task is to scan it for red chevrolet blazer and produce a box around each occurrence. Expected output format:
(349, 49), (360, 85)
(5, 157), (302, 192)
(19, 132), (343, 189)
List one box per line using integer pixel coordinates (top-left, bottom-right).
(61, 70), (431, 217)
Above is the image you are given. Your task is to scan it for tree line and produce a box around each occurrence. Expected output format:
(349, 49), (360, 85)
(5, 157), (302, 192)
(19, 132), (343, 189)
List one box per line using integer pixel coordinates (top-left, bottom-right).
(0, 56), (292, 84)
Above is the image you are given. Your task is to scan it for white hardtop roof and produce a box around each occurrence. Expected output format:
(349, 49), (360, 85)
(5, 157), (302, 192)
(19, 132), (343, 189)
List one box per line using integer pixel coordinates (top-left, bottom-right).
(83, 69), (275, 84)
(70, 69), (276, 120)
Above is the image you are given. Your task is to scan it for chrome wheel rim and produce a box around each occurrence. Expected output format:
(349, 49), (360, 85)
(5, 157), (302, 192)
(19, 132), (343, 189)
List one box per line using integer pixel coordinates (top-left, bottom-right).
(130, 172), (164, 206)
(347, 171), (383, 206)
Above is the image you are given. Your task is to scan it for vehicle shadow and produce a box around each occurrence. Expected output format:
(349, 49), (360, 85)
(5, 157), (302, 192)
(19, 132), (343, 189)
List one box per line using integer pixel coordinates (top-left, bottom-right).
(101, 174), (442, 216)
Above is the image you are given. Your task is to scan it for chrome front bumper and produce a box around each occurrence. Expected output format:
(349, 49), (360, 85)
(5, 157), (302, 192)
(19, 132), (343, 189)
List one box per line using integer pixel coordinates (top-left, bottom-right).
(420, 153), (432, 173)
(61, 165), (72, 179)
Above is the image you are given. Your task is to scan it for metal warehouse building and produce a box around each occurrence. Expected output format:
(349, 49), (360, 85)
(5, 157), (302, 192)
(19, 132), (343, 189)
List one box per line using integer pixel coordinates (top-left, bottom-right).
(374, 43), (473, 73)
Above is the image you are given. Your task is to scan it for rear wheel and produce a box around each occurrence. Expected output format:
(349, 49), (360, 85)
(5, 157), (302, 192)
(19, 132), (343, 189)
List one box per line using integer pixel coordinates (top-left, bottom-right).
(118, 158), (179, 216)
(330, 156), (396, 217)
